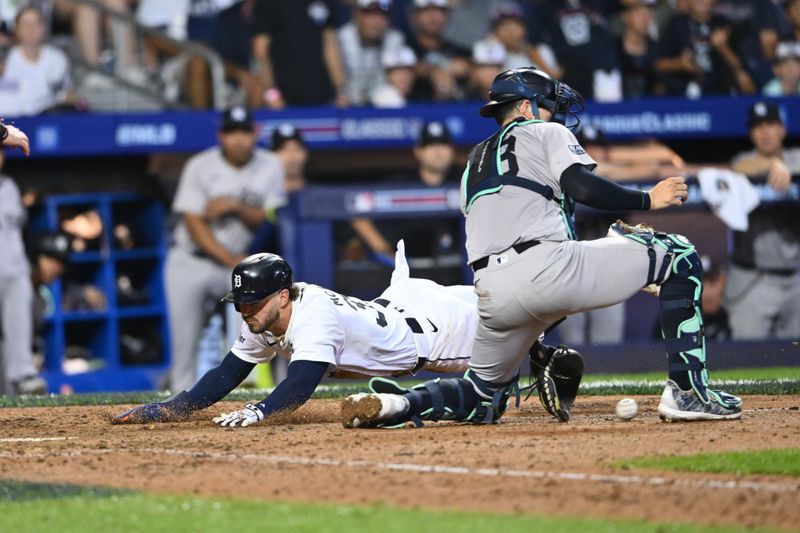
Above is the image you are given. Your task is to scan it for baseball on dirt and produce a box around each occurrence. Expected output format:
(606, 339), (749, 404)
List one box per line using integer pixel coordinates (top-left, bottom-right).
(615, 398), (638, 420)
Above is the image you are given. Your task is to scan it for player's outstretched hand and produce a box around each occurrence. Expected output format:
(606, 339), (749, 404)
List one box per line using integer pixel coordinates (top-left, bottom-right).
(111, 402), (181, 424)
(647, 176), (688, 210)
(110, 391), (193, 424)
(213, 403), (265, 428)
(3, 124), (30, 156)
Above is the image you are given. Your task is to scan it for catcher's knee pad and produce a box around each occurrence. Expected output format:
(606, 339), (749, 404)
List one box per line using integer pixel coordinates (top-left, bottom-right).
(369, 371), (519, 427)
(609, 221), (675, 286)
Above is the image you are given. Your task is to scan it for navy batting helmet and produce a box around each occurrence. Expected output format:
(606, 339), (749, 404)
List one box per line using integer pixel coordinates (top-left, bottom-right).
(479, 66), (584, 130)
(221, 253), (293, 306)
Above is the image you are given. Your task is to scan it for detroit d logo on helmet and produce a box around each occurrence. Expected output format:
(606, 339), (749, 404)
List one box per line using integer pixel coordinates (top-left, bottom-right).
(234, 274), (242, 288)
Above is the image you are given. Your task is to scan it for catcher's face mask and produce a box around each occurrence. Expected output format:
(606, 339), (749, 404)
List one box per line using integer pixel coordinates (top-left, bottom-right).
(539, 81), (584, 133)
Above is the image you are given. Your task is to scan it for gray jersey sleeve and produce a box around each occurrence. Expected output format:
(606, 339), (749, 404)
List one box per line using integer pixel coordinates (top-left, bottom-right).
(541, 123), (597, 186)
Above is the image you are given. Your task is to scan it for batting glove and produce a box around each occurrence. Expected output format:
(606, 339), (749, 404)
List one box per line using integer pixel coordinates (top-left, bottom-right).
(212, 403), (265, 427)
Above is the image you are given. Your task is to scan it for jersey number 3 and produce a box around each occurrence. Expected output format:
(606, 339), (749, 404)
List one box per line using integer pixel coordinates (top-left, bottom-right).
(499, 134), (519, 175)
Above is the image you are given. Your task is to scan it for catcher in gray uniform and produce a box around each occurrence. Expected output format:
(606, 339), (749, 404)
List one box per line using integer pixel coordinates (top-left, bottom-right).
(342, 67), (742, 428)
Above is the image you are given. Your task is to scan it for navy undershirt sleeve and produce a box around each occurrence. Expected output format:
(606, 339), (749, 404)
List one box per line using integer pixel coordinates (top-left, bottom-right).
(253, 360), (329, 418)
(560, 163), (650, 210)
(185, 351), (256, 410)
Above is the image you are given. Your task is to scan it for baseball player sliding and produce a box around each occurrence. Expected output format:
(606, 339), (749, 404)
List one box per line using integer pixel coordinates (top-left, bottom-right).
(342, 66), (741, 429)
(112, 240), (583, 427)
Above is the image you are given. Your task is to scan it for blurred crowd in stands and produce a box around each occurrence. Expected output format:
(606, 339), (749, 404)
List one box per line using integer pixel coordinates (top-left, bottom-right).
(0, 0), (799, 113)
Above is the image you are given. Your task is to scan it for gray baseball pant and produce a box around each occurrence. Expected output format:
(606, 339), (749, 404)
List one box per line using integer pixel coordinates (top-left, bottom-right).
(470, 236), (673, 384)
(1, 274), (36, 391)
(165, 248), (231, 391)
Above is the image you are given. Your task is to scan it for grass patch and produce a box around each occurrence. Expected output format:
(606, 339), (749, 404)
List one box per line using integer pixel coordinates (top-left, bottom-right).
(0, 481), (782, 533)
(1, 367), (799, 408)
(619, 449), (800, 478)
(0, 479), (130, 502)
(584, 366), (800, 383)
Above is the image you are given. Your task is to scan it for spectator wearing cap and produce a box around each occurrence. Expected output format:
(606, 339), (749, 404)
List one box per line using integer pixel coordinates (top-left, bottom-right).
(165, 106), (286, 391)
(616, 0), (660, 99)
(29, 231), (71, 287)
(405, 0), (471, 102)
(468, 38), (506, 99)
(252, 0), (348, 108)
(763, 41), (800, 95)
(370, 45), (420, 107)
(725, 101), (800, 339)
(412, 120), (458, 187)
(338, 0), (406, 106)
(349, 120), (463, 265)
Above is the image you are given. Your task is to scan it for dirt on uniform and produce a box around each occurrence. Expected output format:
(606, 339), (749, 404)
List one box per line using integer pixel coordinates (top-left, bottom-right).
(1, 395), (799, 530)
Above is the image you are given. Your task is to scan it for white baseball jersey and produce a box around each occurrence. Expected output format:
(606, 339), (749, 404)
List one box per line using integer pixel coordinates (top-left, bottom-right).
(232, 282), (419, 378)
(231, 242), (478, 377)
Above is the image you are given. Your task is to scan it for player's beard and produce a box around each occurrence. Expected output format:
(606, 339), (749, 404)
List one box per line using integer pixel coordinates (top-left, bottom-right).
(245, 306), (280, 335)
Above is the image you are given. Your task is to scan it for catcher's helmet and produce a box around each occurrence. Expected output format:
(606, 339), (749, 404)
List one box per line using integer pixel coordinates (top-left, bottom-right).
(479, 66), (583, 130)
(221, 253), (293, 306)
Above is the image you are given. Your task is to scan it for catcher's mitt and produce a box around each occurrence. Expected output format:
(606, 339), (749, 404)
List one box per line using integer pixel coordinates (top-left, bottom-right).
(528, 343), (584, 422)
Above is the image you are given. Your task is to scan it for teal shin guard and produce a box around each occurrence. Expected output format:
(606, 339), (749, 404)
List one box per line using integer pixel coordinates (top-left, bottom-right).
(657, 235), (739, 409)
(367, 372), (518, 427)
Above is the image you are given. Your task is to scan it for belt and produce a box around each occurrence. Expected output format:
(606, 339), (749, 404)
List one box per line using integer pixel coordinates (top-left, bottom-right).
(411, 356), (428, 373)
(470, 239), (541, 273)
(733, 259), (797, 277)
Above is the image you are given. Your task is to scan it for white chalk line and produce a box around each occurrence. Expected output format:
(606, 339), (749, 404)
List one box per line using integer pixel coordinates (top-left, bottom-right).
(0, 444), (797, 495)
(0, 437), (76, 443)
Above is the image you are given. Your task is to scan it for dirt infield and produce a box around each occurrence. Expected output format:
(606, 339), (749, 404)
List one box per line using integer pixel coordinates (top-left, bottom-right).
(1, 394), (799, 530)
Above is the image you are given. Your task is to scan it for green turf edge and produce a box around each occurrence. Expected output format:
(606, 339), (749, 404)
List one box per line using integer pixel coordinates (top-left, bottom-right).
(617, 449), (800, 478)
(585, 366), (800, 383)
(0, 484), (786, 533)
(2, 367), (799, 408)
